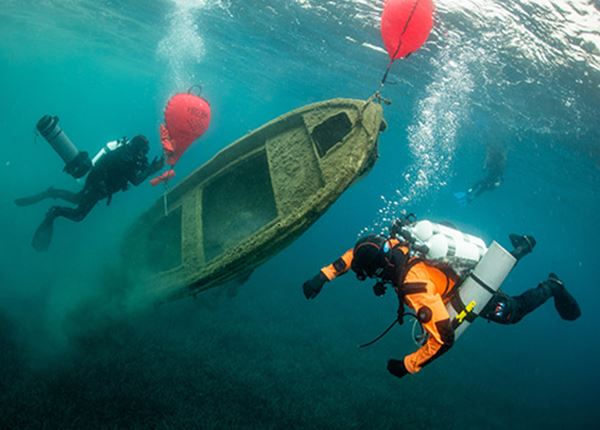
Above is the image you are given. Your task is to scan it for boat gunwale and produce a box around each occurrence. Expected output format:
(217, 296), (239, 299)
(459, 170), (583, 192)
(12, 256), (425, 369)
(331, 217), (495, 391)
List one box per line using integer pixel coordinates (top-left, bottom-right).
(164, 98), (367, 205)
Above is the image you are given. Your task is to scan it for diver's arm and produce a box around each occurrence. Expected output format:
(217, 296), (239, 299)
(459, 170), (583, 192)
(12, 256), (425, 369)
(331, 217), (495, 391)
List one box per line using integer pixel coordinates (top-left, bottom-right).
(389, 271), (454, 378)
(129, 173), (147, 186)
(402, 289), (454, 375)
(129, 156), (164, 186)
(303, 249), (354, 299)
(320, 249), (354, 281)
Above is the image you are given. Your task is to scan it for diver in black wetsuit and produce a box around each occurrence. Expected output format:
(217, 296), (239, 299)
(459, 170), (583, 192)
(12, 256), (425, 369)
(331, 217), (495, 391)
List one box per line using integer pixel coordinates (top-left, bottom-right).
(15, 135), (164, 251)
(455, 143), (507, 206)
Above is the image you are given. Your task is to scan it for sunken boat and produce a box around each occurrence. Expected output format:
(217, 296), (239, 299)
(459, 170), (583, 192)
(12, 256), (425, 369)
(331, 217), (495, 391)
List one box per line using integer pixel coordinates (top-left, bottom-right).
(122, 97), (386, 301)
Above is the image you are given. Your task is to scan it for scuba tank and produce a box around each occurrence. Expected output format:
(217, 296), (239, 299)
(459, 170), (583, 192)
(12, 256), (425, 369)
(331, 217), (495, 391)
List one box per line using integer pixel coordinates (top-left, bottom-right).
(36, 115), (92, 179)
(390, 216), (516, 340)
(446, 241), (516, 339)
(393, 219), (487, 276)
(91, 138), (126, 165)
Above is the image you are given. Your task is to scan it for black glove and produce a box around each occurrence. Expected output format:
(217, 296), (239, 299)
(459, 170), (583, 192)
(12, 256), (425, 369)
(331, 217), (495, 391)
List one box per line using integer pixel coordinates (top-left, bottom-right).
(150, 155), (165, 173)
(303, 272), (328, 300)
(387, 359), (409, 379)
(373, 281), (387, 297)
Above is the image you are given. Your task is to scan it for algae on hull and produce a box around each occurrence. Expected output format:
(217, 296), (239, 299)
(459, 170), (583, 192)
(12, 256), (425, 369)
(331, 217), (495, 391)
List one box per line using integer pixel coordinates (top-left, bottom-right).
(122, 98), (386, 301)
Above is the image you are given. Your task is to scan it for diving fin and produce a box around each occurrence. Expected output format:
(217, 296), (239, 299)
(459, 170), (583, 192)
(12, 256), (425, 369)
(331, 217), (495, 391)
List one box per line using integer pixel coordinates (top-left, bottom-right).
(15, 188), (54, 207)
(548, 273), (581, 321)
(15, 196), (40, 207)
(32, 216), (54, 252)
(509, 234), (536, 261)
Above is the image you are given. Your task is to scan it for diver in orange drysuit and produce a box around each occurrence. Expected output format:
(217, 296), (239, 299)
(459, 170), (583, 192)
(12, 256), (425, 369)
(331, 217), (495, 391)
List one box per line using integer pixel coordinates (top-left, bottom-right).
(302, 230), (581, 379)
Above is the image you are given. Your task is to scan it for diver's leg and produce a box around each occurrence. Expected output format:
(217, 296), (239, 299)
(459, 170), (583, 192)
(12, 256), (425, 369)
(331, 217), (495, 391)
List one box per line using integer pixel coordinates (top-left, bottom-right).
(31, 198), (97, 252)
(509, 275), (580, 322)
(15, 187), (81, 206)
(482, 275), (581, 324)
(467, 180), (485, 200)
(481, 292), (519, 324)
(506, 282), (554, 323)
(15, 187), (58, 206)
(482, 285), (552, 324)
(46, 188), (82, 204)
(50, 197), (97, 222)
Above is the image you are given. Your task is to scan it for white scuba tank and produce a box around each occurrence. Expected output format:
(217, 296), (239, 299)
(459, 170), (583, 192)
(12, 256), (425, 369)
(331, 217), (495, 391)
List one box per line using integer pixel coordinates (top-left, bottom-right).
(446, 241), (517, 339)
(404, 220), (488, 276)
(36, 115), (92, 179)
(92, 138), (126, 165)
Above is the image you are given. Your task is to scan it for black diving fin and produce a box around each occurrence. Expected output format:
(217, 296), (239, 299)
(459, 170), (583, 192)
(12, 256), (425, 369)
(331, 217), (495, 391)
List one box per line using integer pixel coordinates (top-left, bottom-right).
(509, 234), (536, 261)
(32, 216), (54, 252)
(548, 273), (581, 321)
(15, 188), (53, 207)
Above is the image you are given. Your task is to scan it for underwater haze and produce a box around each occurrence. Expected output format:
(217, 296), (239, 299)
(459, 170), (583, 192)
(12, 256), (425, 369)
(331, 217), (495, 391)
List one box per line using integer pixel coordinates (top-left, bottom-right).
(1, 0), (599, 429)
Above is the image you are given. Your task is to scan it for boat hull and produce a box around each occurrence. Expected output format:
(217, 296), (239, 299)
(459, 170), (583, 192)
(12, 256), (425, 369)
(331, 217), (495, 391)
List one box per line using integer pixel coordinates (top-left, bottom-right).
(122, 98), (386, 301)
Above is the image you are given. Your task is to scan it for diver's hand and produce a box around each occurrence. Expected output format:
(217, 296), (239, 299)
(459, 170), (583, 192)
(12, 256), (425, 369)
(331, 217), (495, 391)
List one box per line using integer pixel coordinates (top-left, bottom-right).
(387, 359), (409, 379)
(150, 155), (165, 173)
(373, 281), (387, 297)
(303, 272), (328, 300)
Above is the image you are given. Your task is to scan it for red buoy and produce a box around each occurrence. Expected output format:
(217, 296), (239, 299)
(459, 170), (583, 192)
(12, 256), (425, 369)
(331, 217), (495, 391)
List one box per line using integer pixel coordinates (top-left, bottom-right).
(152, 92), (211, 186)
(162, 93), (211, 166)
(381, 0), (434, 60)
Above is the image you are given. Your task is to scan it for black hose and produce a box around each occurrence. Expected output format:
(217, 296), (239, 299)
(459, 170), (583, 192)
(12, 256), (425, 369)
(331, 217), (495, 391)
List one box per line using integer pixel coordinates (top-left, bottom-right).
(358, 312), (418, 348)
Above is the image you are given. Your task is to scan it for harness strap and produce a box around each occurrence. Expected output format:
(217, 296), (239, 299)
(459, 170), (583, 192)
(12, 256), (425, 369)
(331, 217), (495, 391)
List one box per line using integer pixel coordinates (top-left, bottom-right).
(449, 292), (478, 329)
(470, 273), (497, 295)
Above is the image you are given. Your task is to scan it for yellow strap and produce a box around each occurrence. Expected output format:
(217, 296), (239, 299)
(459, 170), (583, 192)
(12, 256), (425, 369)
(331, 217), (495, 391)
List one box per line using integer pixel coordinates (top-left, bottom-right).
(456, 300), (477, 324)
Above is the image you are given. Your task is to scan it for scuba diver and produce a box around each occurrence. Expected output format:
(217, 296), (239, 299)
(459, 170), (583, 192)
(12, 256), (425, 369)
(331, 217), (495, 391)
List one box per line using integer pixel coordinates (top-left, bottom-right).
(15, 135), (164, 251)
(454, 142), (507, 206)
(302, 218), (581, 380)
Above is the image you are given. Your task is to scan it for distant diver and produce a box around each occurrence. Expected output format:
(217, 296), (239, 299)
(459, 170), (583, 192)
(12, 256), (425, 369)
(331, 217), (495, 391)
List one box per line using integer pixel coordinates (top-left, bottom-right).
(16, 116), (164, 251)
(302, 216), (581, 380)
(454, 142), (507, 206)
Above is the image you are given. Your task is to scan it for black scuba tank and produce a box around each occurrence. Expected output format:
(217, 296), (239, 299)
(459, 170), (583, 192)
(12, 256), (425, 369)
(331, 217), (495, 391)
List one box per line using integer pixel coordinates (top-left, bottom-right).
(36, 115), (92, 179)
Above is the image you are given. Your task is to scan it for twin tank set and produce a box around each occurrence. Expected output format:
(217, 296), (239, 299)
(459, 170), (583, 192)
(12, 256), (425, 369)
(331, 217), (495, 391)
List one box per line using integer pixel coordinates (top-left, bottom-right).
(397, 220), (517, 339)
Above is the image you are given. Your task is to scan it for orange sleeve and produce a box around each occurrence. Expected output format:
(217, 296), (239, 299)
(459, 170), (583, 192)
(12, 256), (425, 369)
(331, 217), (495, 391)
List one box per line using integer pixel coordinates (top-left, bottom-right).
(320, 249), (354, 281)
(401, 265), (455, 374)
